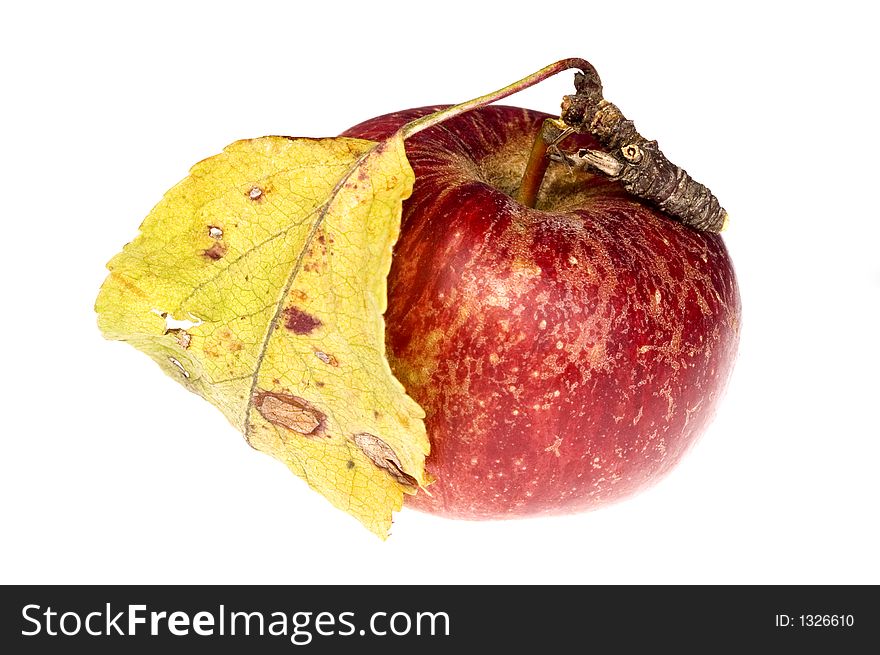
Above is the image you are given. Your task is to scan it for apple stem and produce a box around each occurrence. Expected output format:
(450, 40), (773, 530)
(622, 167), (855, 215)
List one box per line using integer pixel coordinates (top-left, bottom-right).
(400, 58), (728, 232)
(515, 124), (551, 208)
(516, 119), (568, 208)
(400, 58), (597, 140)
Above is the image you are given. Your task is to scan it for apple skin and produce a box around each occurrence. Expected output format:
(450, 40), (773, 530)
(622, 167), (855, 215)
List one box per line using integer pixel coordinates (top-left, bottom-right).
(342, 106), (740, 519)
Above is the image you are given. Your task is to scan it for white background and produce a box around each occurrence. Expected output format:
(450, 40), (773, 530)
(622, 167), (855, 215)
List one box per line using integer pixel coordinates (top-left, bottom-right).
(2, 1), (877, 584)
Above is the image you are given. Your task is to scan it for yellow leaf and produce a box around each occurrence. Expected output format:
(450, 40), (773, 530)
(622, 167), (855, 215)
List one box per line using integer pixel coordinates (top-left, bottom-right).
(96, 134), (428, 537)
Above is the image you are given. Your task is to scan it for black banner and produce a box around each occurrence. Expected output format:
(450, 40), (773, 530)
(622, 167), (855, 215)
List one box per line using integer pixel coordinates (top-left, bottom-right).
(1, 585), (875, 652)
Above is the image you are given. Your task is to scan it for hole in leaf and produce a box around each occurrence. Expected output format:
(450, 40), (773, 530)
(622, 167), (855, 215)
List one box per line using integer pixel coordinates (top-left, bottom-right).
(153, 310), (203, 332)
(168, 357), (190, 378)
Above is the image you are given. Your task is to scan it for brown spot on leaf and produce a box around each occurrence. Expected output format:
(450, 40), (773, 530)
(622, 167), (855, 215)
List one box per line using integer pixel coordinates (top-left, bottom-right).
(217, 326), (243, 352)
(203, 242), (227, 260)
(302, 239), (329, 274)
(109, 272), (148, 299)
(283, 307), (322, 335)
(254, 391), (325, 437)
(289, 289), (308, 303)
(167, 328), (191, 349)
(352, 433), (418, 491)
(314, 350), (338, 366)
(204, 327), (243, 357)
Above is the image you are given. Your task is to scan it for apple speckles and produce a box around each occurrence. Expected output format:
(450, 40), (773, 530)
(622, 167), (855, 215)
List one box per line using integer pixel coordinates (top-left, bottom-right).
(654, 289), (663, 305)
(633, 407), (643, 425)
(555, 340), (564, 350)
(538, 319), (547, 329)
(484, 292), (510, 309)
(658, 386), (676, 421)
(248, 185), (264, 201)
(208, 225), (223, 239)
(544, 436), (563, 457)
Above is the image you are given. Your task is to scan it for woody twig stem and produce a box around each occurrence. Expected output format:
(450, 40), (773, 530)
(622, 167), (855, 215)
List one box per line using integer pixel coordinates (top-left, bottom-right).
(559, 71), (728, 232)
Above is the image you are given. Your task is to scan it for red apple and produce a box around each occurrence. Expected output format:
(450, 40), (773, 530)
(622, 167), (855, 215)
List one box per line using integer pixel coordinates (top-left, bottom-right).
(342, 106), (740, 519)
